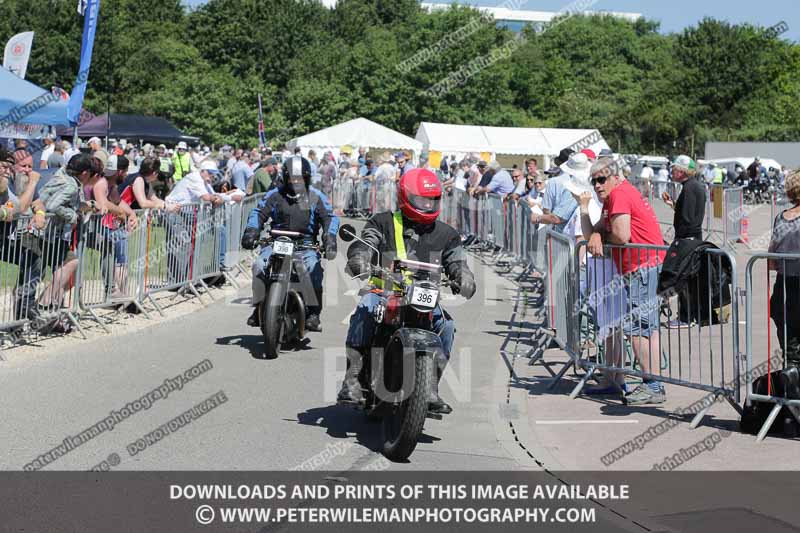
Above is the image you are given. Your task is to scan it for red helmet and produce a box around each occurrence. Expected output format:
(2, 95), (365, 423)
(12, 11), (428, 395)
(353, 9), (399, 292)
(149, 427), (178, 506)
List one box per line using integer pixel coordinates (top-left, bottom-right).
(397, 168), (442, 225)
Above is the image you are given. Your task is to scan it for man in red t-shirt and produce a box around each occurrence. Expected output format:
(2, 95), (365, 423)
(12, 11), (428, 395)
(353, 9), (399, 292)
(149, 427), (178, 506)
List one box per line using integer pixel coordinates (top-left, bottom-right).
(579, 158), (667, 406)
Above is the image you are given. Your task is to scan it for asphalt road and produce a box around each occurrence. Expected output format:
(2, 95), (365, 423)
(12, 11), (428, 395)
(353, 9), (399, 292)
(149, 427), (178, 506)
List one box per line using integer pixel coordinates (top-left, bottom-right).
(0, 223), (531, 472)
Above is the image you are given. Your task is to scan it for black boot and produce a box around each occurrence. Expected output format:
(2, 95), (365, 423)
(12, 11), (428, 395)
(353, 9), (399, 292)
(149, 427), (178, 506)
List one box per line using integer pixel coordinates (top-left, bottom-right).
(338, 347), (364, 404)
(428, 350), (452, 415)
(247, 307), (260, 327)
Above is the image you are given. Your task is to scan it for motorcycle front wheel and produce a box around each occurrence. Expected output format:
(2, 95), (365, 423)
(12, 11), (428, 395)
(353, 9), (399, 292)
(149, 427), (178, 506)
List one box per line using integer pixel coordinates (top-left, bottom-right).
(261, 282), (286, 359)
(382, 355), (433, 462)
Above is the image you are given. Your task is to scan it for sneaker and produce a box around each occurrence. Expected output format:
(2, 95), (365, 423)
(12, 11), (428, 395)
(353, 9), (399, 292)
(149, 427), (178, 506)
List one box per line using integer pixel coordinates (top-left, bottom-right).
(623, 383), (666, 405)
(666, 320), (691, 329)
(306, 314), (322, 332)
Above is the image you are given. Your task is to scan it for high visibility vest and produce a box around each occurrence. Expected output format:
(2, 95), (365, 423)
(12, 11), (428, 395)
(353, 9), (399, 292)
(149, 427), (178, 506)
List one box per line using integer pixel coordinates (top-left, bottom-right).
(173, 153), (192, 181)
(369, 211), (409, 290)
(714, 167), (724, 184)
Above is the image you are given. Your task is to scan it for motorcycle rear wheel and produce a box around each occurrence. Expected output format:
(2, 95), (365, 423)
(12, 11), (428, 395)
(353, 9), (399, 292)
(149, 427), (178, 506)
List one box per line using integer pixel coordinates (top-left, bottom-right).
(382, 355), (433, 462)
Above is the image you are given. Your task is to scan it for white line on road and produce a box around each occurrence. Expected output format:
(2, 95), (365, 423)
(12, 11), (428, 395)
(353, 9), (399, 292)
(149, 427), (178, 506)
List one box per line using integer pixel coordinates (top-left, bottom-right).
(534, 420), (640, 425)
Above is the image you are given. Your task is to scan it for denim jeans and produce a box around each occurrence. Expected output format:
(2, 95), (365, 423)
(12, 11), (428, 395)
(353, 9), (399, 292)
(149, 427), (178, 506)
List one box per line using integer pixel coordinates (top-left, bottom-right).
(345, 292), (455, 357)
(253, 246), (324, 314)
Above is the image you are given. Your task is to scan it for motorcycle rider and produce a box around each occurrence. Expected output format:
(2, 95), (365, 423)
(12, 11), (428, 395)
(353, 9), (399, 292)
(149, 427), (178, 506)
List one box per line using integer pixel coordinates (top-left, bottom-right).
(339, 168), (477, 414)
(241, 155), (338, 332)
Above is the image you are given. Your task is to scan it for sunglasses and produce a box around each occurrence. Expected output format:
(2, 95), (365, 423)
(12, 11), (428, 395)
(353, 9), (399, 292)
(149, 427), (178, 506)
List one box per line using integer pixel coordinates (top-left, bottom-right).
(591, 176), (609, 186)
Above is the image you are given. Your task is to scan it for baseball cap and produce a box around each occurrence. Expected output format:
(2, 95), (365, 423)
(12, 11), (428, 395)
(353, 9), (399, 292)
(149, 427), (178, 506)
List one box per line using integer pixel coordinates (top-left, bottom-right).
(394, 151), (406, 160)
(105, 155), (120, 174)
(88, 136), (102, 146)
(580, 149), (597, 161)
(199, 160), (220, 174)
(544, 166), (561, 176)
(672, 155), (695, 172)
(264, 157), (278, 166)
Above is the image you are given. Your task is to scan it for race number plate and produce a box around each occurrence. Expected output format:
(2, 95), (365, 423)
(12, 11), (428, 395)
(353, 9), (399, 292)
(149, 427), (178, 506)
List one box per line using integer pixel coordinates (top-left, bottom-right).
(273, 241), (294, 256)
(411, 286), (438, 309)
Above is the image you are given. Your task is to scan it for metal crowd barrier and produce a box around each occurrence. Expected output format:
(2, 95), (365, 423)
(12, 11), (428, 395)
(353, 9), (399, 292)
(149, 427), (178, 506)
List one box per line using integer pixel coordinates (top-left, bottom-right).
(0, 195), (262, 347)
(722, 186), (745, 248)
(745, 252), (800, 441)
(544, 230), (578, 358)
(566, 241), (741, 427)
(76, 210), (150, 325)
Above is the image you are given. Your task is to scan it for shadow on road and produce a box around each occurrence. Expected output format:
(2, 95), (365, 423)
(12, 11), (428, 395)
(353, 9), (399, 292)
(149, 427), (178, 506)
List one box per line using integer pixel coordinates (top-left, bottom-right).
(294, 404), (442, 458)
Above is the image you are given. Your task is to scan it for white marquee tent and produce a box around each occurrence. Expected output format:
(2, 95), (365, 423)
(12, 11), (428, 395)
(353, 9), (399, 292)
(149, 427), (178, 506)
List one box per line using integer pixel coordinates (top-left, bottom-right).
(288, 118), (422, 159)
(415, 121), (610, 168)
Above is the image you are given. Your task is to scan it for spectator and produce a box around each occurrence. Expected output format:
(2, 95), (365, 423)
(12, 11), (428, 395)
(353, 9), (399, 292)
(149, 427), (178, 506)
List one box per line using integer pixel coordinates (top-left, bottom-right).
(702, 162), (716, 185)
(88, 137), (109, 166)
(768, 169), (800, 366)
(155, 144), (175, 193)
(38, 134), (57, 169)
(164, 160), (223, 286)
(12, 149), (35, 196)
(654, 164), (669, 197)
(583, 158), (667, 405)
(639, 162), (654, 196)
(662, 155), (704, 240)
(47, 141), (66, 169)
(747, 157), (762, 180)
(526, 172), (546, 205)
(473, 161), (514, 197)
(98, 155), (138, 303)
(525, 158), (538, 178)
(119, 157), (168, 211)
(509, 167), (526, 200)
(231, 152), (254, 192)
(531, 151), (583, 233)
(250, 157), (279, 194)
(21, 154), (97, 322)
(394, 152), (414, 179)
(581, 149), (597, 163)
(172, 141), (193, 182)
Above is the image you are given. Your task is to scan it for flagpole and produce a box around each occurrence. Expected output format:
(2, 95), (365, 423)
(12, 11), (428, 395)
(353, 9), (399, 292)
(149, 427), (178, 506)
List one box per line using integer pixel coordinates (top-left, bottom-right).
(257, 94), (266, 150)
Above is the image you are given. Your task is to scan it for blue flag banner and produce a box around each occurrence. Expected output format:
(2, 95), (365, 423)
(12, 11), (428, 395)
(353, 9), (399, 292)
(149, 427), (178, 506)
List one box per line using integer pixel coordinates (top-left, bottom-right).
(67, 0), (99, 126)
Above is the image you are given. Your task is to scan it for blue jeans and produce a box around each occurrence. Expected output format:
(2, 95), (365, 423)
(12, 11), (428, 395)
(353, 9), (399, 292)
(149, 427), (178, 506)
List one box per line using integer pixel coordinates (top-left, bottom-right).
(253, 246), (324, 314)
(622, 265), (661, 337)
(345, 292), (455, 357)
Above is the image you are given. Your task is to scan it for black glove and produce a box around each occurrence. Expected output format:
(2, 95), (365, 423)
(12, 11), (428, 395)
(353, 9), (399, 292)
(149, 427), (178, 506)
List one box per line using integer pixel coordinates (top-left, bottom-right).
(346, 255), (371, 277)
(453, 271), (476, 299)
(241, 227), (260, 250)
(323, 235), (337, 261)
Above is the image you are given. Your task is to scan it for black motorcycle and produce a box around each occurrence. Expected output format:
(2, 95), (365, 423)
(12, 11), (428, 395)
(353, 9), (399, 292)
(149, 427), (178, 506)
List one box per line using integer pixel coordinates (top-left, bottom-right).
(339, 224), (455, 461)
(255, 229), (318, 358)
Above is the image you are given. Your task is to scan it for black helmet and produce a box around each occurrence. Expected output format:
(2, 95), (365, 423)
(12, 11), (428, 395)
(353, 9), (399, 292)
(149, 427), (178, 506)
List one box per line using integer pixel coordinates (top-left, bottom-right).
(281, 155), (312, 196)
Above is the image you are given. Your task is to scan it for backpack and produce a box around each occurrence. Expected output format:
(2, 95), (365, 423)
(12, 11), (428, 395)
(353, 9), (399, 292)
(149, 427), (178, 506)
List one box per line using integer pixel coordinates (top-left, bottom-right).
(740, 367), (800, 438)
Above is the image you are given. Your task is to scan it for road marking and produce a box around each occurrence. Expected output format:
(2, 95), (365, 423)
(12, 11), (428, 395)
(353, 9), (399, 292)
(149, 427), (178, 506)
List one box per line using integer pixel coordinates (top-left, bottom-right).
(534, 420), (640, 425)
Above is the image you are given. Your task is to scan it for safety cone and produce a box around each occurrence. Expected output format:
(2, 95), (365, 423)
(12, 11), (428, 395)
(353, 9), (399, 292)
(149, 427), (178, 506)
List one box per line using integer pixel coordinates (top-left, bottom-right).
(738, 215), (750, 244)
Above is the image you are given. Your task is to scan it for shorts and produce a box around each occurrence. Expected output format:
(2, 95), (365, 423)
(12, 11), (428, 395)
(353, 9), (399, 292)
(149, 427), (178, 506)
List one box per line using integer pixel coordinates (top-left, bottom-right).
(623, 265), (661, 337)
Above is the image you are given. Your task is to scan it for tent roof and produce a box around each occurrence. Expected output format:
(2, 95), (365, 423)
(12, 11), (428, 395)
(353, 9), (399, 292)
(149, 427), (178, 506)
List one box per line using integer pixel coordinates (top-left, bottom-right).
(0, 66), (69, 126)
(57, 113), (198, 144)
(415, 121), (610, 156)
(288, 118), (422, 152)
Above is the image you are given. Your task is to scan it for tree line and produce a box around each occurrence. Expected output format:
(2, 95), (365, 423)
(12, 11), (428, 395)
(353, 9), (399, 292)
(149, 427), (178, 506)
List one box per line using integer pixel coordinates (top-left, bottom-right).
(2, 0), (797, 157)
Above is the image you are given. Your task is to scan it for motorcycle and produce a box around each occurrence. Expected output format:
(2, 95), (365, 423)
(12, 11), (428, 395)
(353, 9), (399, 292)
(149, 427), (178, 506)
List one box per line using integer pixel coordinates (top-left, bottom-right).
(339, 223), (454, 461)
(254, 229), (318, 358)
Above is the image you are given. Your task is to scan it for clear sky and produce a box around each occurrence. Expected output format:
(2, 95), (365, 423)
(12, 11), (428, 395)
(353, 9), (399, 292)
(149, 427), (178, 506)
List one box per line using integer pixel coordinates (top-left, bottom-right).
(183, 0), (799, 41)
